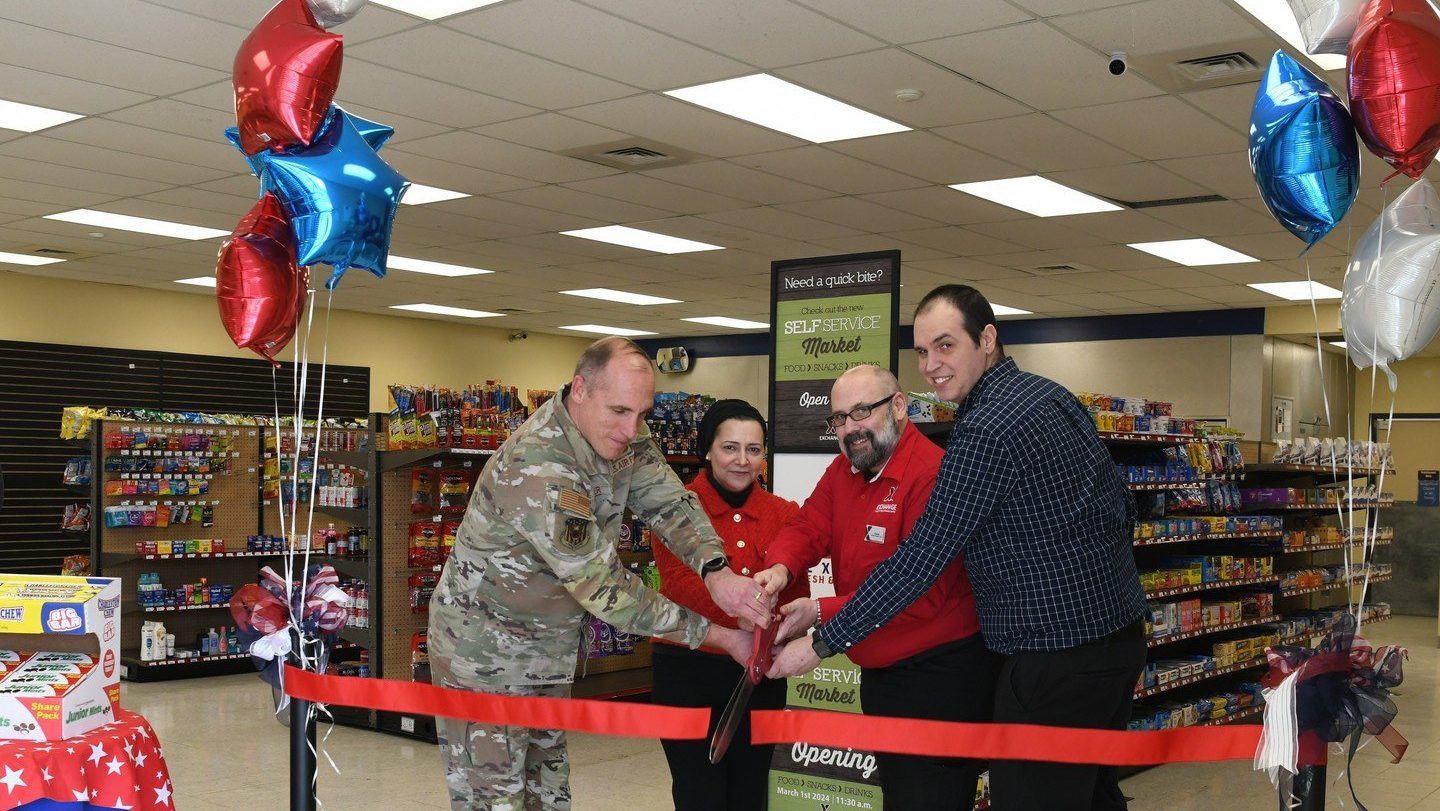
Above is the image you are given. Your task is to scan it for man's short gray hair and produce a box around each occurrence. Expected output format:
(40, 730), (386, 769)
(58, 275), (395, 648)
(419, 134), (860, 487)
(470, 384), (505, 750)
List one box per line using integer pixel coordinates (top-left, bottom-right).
(574, 336), (651, 384)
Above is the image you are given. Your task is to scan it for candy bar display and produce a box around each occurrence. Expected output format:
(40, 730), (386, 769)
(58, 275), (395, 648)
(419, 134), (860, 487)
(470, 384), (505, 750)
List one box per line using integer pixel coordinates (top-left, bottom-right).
(645, 392), (715, 457)
(1239, 485), (1391, 508)
(1133, 514), (1283, 541)
(1143, 592), (1275, 641)
(1278, 563), (1392, 593)
(1115, 439), (1245, 484)
(1128, 681), (1266, 731)
(386, 382), (524, 451)
(61, 406), (364, 439)
(582, 614), (636, 659)
(1138, 555), (1274, 594)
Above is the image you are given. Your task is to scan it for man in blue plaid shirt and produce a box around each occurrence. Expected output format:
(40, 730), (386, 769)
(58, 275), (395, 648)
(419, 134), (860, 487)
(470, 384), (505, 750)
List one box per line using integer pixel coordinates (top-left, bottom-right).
(769, 285), (1148, 811)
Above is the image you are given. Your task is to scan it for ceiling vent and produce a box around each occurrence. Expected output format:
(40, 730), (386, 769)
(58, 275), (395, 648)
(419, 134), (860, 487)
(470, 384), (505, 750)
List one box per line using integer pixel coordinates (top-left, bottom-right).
(493, 306), (543, 314)
(1024, 261), (1099, 276)
(562, 139), (705, 171)
(1121, 194), (1228, 209)
(32, 247), (77, 255)
(1171, 51), (1260, 83)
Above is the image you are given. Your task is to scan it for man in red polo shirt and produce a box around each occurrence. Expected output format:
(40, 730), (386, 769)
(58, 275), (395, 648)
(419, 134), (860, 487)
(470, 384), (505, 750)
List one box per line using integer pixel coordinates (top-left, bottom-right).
(757, 364), (997, 809)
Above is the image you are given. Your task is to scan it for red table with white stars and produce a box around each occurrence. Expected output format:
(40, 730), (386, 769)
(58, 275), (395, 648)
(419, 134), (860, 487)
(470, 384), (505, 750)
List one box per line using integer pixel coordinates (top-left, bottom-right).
(0, 710), (172, 811)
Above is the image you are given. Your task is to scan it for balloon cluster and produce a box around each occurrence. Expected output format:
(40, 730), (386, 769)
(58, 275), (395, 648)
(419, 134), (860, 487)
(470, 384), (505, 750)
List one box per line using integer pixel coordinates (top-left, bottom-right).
(217, 0), (409, 365)
(1249, 1), (1440, 377)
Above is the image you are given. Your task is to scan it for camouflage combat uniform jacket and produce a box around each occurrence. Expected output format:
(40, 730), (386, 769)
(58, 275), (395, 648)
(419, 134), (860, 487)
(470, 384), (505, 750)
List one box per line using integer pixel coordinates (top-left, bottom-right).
(428, 392), (727, 687)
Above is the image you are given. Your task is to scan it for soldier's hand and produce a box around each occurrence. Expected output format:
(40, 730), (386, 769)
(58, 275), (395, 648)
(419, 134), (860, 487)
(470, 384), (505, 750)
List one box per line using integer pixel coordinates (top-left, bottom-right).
(705, 624), (754, 666)
(705, 567), (773, 628)
(774, 597), (816, 644)
(753, 564), (790, 596)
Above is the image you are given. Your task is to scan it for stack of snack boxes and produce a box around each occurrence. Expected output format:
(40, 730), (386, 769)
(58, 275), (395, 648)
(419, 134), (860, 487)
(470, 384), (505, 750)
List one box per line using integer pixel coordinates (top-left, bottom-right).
(0, 574), (121, 740)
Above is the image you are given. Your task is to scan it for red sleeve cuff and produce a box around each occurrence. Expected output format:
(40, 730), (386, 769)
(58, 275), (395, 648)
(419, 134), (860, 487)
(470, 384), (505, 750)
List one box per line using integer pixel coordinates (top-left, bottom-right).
(817, 594), (851, 624)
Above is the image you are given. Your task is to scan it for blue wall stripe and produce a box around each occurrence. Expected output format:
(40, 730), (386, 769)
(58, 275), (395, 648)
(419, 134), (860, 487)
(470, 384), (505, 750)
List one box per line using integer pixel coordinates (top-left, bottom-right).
(638, 308), (1265, 360)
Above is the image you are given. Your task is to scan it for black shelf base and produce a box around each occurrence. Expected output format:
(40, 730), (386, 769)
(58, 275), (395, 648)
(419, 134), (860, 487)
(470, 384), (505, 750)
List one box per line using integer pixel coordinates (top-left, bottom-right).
(121, 655), (255, 682)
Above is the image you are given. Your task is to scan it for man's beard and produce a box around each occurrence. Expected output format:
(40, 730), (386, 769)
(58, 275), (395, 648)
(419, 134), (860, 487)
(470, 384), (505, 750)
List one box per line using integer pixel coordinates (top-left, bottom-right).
(842, 414), (900, 473)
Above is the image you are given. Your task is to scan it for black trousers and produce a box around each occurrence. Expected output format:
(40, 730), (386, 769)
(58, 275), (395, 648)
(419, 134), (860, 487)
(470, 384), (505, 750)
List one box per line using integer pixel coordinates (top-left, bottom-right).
(990, 620), (1147, 811)
(859, 634), (1001, 811)
(651, 642), (787, 811)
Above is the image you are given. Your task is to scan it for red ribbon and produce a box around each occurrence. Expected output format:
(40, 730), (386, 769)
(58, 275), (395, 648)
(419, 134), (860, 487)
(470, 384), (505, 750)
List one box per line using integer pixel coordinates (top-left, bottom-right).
(283, 666), (710, 739)
(284, 666), (1262, 765)
(751, 710), (1261, 765)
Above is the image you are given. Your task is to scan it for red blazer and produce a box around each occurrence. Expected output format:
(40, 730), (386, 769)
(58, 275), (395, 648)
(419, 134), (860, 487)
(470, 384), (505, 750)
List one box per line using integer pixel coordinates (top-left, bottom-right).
(653, 472), (805, 653)
(765, 422), (980, 668)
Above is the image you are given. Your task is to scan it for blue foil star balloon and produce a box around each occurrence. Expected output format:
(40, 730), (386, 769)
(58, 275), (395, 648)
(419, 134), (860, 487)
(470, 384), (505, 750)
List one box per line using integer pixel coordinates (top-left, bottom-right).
(256, 106), (409, 288)
(1249, 50), (1359, 252)
(226, 105), (395, 181)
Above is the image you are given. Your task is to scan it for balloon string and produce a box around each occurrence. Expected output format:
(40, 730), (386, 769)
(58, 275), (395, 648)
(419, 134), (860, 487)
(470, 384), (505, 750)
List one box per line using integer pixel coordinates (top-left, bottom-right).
(271, 365), (287, 572)
(298, 286), (335, 666)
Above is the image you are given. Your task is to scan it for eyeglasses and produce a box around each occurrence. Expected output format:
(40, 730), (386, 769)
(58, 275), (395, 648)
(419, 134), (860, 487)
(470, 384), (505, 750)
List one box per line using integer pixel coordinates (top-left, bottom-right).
(823, 394), (896, 429)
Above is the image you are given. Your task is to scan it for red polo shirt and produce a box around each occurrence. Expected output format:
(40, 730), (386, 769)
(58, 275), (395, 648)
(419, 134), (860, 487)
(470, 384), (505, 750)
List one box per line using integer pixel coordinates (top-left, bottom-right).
(765, 422), (980, 668)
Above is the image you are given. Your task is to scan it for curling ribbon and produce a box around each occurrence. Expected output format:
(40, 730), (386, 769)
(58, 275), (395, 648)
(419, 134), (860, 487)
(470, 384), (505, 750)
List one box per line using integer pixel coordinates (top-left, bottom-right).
(284, 666), (1261, 762)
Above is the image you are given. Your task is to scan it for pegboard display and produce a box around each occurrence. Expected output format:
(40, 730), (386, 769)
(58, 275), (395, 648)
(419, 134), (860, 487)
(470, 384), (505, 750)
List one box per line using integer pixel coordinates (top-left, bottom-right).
(91, 420), (269, 680)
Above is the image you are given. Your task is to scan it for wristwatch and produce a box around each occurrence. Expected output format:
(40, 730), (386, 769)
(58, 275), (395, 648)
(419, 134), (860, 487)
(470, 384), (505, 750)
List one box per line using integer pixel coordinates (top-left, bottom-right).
(810, 629), (836, 660)
(699, 556), (728, 579)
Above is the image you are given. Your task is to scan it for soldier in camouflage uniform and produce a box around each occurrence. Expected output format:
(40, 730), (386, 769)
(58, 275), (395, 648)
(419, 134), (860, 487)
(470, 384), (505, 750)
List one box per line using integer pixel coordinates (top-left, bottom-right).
(429, 337), (772, 810)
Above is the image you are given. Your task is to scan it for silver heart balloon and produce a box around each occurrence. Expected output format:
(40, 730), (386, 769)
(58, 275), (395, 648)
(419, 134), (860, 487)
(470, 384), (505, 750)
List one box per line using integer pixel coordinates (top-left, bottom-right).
(308, 0), (367, 27)
(1284, 0), (1366, 55)
(1342, 179), (1440, 381)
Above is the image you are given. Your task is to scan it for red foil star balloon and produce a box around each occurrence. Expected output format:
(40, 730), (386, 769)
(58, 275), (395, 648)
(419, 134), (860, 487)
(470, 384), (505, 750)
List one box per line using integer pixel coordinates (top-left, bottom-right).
(1349, 0), (1440, 180)
(232, 0), (343, 155)
(216, 193), (309, 366)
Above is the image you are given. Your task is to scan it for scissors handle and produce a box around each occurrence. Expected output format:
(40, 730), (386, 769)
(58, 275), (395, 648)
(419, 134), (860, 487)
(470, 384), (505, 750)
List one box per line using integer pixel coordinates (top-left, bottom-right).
(746, 615), (781, 684)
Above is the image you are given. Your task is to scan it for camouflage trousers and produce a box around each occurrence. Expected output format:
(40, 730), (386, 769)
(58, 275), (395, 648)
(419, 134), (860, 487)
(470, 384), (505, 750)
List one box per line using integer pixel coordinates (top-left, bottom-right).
(432, 655), (573, 811)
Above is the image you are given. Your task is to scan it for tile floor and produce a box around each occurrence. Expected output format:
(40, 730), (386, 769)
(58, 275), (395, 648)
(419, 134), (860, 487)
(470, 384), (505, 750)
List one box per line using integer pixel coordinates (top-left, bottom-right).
(123, 615), (1440, 810)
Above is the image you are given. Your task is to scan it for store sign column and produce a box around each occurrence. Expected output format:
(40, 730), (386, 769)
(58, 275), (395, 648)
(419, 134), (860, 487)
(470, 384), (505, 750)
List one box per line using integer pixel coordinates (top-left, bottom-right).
(767, 250), (899, 811)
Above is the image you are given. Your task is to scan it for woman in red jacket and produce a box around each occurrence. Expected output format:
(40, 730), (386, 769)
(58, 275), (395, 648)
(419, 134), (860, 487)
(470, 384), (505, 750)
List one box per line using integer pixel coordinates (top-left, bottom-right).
(651, 399), (805, 811)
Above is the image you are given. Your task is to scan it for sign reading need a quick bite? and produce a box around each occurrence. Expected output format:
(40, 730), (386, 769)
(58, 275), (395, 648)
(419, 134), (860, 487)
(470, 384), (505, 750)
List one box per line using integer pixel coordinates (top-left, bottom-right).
(770, 252), (900, 454)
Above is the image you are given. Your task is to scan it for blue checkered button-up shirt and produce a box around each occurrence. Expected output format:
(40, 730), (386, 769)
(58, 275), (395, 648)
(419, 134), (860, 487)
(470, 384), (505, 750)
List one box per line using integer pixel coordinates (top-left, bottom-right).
(819, 357), (1147, 655)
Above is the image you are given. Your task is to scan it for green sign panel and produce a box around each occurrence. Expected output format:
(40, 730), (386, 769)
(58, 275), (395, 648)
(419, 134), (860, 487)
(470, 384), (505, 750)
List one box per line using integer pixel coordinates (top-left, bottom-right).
(775, 294), (892, 382)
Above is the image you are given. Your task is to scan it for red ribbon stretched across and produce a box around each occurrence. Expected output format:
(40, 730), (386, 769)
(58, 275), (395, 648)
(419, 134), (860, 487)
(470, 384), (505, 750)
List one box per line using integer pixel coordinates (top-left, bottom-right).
(752, 709), (1261, 765)
(285, 666), (1261, 764)
(283, 665), (710, 739)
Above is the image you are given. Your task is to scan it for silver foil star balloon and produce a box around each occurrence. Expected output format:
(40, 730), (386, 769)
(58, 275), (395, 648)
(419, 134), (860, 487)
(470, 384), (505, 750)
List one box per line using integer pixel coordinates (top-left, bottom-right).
(1285, 0), (1366, 55)
(308, 0), (367, 27)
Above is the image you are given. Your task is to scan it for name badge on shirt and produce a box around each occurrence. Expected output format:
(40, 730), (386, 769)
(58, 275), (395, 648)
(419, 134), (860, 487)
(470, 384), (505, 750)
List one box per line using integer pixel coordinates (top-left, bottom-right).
(864, 524), (886, 544)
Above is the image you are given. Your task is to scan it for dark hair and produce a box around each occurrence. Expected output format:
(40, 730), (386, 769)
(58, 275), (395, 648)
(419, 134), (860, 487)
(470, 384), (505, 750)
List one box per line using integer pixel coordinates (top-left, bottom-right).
(573, 336), (650, 383)
(697, 400), (766, 461)
(915, 284), (1005, 354)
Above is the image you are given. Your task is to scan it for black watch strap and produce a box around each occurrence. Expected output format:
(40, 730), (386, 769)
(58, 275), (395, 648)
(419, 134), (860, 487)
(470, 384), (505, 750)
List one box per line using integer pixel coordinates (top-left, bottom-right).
(700, 556), (728, 579)
(811, 631), (835, 660)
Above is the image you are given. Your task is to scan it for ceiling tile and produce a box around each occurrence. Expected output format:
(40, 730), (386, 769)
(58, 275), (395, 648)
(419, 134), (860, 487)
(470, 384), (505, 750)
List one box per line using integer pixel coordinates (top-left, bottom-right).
(1052, 96), (1241, 160)
(0, 2), (246, 71)
(392, 131), (620, 184)
(1009, 0), (1139, 15)
(827, 130), (1026, 184)
(1177, 285), (1279, 305)
(644, 160), (832, 205)
(1062, 209), (1190, 243)
(493, 185), (675, 223)
(904, 258), (1034, 283)
(349, 27), (638, 110)
(887, 226), (1025, 256)
(776, 48), (1028, 129)
(859, 187), (1022, 226)
(1050, 0), (1264, 58)
(735, 146), (928, 194)
(982, 275), (1098, 296)
(1057, 291), (1138, 310)
(590, 0), (883, 68)
(1117, 268), (1234, 288)
(1202, 263), (1308, 284)
(0, 62), (151, 114)
(1141, 200), (1283, 236)
(965, 219), (1110, 251)
(0, 137), (229, 187)
(382, 152), (541, 197)
(443, 0), (747, 89)
(440, 197), (604, 232)
(778, 197), (944, 232)
(1048, 162), (1210, 203)
(0, 155), (172, 199)
(39, 118), (239, 172)
(562, 174), (751, 216)
(805, 235), (949, 261)
(935, 113), (1139, 173)
(907, 21), (1163, 112)
(1156, 152), (1261, 200)
(1118, 289), (1217, 307)
(566, 94), (804, 158)
(1056, 270), (1161, 292)
(702, 207), (864, 241)
(0, 20), (227, 95)
(473, 113), (629, 153)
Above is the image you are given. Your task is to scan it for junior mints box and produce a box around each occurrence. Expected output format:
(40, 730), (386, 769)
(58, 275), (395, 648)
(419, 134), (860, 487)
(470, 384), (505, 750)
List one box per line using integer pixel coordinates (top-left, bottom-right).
(0, 574), (121, 740)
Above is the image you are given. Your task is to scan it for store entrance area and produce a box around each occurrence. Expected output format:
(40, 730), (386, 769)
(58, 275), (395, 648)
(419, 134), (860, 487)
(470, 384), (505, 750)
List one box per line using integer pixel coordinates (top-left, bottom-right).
(127, 614), (1440, 810)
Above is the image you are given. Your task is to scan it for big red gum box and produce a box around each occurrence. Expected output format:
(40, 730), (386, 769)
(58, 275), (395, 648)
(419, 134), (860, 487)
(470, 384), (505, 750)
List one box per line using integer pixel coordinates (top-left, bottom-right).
(0, 574), (121, 740)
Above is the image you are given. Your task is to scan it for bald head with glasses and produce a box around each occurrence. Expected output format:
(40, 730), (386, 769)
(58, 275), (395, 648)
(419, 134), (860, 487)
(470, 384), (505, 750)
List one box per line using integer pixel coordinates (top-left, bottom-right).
(825, 365), (909, 477)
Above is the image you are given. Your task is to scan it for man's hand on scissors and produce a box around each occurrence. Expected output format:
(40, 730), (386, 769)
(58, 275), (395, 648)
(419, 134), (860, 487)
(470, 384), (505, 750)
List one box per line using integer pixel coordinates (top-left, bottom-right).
(766, 635), (821, 679)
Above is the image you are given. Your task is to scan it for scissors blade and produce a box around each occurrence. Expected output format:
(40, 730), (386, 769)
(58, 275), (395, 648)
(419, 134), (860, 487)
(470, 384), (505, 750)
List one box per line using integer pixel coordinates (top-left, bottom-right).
(708, 676), (755, 764)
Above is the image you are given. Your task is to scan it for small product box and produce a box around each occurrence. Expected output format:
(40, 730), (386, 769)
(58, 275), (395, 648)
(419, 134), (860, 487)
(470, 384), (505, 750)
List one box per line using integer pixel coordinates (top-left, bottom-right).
(0, 574), (121, 740)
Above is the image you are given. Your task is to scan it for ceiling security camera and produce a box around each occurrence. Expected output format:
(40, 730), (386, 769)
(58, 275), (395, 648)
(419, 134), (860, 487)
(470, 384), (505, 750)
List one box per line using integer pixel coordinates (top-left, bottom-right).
(1108, 50), (1128, 76)
(508, 330), (528, 342)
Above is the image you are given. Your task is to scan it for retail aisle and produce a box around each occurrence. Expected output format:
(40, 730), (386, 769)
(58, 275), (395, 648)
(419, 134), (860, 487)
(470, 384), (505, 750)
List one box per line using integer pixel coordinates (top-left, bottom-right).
(125, 615), (1440, 810)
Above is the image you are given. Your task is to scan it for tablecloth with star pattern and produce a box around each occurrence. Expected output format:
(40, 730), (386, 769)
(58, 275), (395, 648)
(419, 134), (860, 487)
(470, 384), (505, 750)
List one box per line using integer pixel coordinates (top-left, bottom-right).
(0, 710), (172, 810)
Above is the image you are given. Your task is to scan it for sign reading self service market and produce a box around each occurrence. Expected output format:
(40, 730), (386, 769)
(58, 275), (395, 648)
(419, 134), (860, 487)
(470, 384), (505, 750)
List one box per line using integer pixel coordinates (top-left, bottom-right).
(769, 251), (900, 453)
(769, 657), (884, 811)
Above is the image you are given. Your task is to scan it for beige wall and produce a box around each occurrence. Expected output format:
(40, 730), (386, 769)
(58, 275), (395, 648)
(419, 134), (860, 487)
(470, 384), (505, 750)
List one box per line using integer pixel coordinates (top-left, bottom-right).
(1265, 337), (1353, 442)
(653, 354), (770, 418)
(0, 272), (590, 412)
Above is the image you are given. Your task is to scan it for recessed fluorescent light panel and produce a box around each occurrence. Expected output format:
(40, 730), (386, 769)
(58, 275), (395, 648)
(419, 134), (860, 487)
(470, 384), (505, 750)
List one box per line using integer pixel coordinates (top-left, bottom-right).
(1232, 0), (1347, 71)
(44, 209), (229, 240)
(0, 251), (64, 267)
(1128, 239), (1259, 266)
(560, 226), (723, 255)
(174, 277), (217, 287)
(990, 305), (1033, 317)
(390, 303), (501, 318)
(1247, 281), (1343, 300)
(367, 0), (505, 20)
(949, 176), (1121, 217)
(0, 98), (83, 132)
(561, 288), (681, 306)
(560, 324), (657, 337)
(682, 316), (770, 330)
(665, 74), (910, 143)
(388, 256), (492, 277)
(400, 183), (470, 206)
